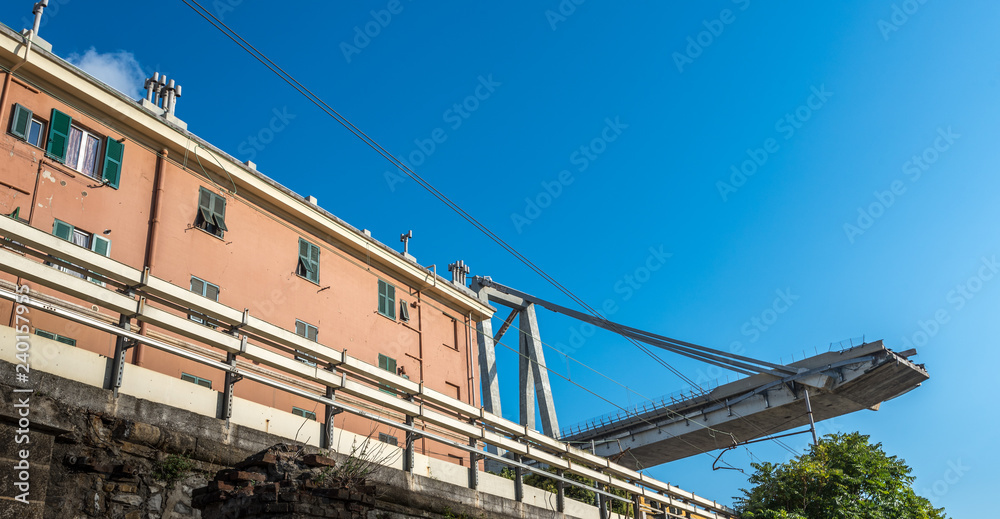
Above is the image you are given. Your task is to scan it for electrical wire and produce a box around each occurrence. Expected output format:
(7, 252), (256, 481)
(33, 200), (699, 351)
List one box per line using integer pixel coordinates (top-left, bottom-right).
(178, 0), (800, 458)
(175, 0), (702, 391)
(176, 0), (799, 459)
(2, 15), (773, 472)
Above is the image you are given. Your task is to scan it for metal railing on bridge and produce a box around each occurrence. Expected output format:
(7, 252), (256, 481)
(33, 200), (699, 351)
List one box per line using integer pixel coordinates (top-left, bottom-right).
(0, 215), (736, 519)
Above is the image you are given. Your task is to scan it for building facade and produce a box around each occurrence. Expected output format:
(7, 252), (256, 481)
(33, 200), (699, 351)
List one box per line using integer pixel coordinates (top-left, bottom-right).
(0, 22), (493, 463)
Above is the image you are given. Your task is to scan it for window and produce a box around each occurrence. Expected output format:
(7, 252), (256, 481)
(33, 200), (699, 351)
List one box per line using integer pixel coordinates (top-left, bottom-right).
(292, 407), (317, 421)
(9, 103), (45, 148)
(43, 109), (123, 188)
(181, 373), (212, 389)
(65, 125), (102, 177)
(378, 353), (397, 395)
(399, 300), (410, 322)
(195, 187), (228, 238)
(35, 329), (76, 346)
(378, 433), (398, 446)
(377, 279), (396, 320)
(189, 276), (220, 326)
(296, 238), (320, 283)
(294, 320), (319, 366)
(49, 219), (111, 284)
(27, 118), (44, 148)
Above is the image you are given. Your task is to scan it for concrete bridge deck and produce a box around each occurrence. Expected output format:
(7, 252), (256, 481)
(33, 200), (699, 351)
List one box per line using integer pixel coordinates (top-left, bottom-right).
(559, 341), (929, 469)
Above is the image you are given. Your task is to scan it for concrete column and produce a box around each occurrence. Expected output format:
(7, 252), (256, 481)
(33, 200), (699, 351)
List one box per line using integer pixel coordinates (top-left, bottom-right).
(556, 469), (566, 512)
(404, 414), (416, 473)
(107, 316), (131, 396)
(321, 366), (338, 450)
(520, 304), (559, 436)
(475, 313), (502, 418)
(468, 437), (478, 490)
(518, 311), (536, 431)
(514, 455), (524, 502)
(220, 352), (238, 423)
(473, 292), (504, 466)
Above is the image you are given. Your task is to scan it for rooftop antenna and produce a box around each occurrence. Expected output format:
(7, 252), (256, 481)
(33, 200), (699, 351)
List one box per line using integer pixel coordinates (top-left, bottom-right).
(31, 1), (48, 38)
(400, 230), (413, 257)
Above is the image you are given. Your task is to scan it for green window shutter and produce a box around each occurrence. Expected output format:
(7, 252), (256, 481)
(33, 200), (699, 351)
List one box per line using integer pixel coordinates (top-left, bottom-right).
(295, 320), (306, 336)
(88, 236), (111, 285)
(379, 354), (396, 373)
(378, 280), (388, 316)
(45, 109), (72, 163)
(211, 194), (228, 232)
(399, 300), (410, 322)
(307, 324), (318, 342)
(52, 219), (74, 241)
(91, 236), (111, 257)
(101, 137), (124, 189)
(197, 188), (213, 224)
(386, 284), (396, 320)
(298, 239), (319, 283)
(309, 242), (320, 283)
(36, 330), (56, 340)
(11, 104), (32, 140)
(378, 354), (397, 395)
(56, 335), (77, 346)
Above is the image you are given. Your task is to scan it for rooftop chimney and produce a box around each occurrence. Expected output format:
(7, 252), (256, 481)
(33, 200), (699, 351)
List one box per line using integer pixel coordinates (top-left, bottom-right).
(448, 260), (470, 286)
(21, 1), (53, 52)
(142, 71), (187, 129)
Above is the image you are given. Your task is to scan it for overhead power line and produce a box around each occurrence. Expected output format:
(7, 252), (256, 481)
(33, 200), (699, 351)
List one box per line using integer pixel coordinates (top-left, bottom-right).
(177, 0), (800, 457)
(176, 0), (699, 389)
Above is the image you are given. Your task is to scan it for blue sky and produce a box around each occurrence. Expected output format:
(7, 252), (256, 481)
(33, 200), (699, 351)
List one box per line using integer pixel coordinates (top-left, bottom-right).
(3, 1), (997, 514)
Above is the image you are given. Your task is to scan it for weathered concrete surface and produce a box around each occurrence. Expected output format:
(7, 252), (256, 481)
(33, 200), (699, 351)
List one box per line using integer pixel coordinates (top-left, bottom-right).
(562, 342), (930, 469)
(0, 360), (596, 519)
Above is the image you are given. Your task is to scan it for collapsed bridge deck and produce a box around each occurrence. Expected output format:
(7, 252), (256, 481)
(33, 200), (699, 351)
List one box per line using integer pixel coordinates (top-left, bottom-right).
(559, 341), (928, 469)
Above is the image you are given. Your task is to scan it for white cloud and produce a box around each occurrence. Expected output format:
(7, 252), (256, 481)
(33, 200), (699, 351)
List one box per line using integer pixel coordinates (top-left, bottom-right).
(67, 47), (145, 99)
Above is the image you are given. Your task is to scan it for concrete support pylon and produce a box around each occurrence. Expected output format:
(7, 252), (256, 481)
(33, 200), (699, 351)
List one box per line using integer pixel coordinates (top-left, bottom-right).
(470, 278), (560, 443)
(518, 313), (536, 431)
(476, 313), (503, 419)
(519, 303), (559, 437)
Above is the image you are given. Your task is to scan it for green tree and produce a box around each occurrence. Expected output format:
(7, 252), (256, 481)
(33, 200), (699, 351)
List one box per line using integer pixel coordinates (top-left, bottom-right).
(736, 432), (946, 519)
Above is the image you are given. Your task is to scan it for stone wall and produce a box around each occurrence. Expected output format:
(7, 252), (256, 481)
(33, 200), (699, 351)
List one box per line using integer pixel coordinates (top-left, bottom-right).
(0, 360), (598, 519)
